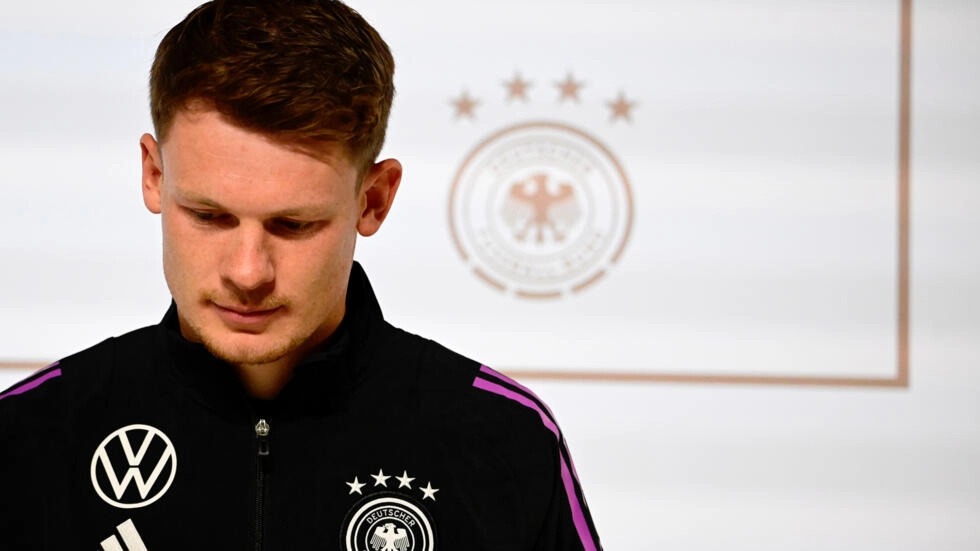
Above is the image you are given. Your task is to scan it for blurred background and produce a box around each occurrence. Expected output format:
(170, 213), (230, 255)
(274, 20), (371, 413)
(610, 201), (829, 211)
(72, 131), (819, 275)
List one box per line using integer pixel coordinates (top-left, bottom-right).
(2, 1), (978, 549)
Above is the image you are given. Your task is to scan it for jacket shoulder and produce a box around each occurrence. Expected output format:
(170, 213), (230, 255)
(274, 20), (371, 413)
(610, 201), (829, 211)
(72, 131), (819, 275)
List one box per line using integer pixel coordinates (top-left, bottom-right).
(395, 327), (565, 452)
(398, 330), (600, 547)
(0, 325), (160, 417)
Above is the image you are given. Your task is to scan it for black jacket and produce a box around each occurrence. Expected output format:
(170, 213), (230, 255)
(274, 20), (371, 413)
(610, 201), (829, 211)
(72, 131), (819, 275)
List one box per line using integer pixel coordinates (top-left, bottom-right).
(0, 263), (602, 550)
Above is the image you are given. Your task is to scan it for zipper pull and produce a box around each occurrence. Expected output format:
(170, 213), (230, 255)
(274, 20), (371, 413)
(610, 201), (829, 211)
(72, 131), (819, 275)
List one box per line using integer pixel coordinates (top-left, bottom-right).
(254, 418), (271, 548)
(255, 418), (271, 465)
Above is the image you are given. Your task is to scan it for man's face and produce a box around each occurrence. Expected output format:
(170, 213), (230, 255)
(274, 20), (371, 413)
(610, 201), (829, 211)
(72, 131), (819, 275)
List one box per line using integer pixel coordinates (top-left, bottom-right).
(140, 109), (399, 369)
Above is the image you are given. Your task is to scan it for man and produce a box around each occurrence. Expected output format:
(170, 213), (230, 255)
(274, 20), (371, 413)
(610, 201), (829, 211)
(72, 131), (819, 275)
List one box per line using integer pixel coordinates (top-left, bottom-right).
(0, 1), (602, 549)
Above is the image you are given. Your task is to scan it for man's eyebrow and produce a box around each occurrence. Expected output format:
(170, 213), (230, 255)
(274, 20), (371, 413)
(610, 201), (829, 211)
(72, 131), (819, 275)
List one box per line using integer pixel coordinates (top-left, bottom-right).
(176, 190), (325, 218)
(173, 186), (221, 206)
(267, 207), (321, 218)
(179, 193), (225, 210)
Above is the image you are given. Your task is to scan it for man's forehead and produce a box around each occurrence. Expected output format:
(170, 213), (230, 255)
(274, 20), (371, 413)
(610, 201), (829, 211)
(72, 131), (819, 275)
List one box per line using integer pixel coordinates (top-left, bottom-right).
(161, 107), (353, 168)
(155, 111), (360, 210)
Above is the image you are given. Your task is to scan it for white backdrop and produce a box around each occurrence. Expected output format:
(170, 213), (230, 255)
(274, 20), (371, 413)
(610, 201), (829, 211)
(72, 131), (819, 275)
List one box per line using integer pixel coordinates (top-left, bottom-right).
(2, 1), (980, 549)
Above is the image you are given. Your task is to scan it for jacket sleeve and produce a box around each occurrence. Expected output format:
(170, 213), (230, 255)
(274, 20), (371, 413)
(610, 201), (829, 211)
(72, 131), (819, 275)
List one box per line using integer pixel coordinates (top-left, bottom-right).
(0, 362), (69, 549)
(467, 365), (603, 550)
(532, 432), (603, 551)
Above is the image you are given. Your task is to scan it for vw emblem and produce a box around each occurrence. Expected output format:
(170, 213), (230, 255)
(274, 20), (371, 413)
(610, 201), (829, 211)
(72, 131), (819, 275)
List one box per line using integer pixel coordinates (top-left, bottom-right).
(90, 424), (177, 509)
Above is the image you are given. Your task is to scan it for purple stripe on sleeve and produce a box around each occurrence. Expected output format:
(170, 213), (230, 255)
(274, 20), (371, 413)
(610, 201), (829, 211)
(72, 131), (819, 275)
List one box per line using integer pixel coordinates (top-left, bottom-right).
(560, 452), (598, 551)
(472, 376), (597, 551)
(479, 365), (557, 416)
(473, 377), (560, 437)
(0, 363), (62, 401)
(479, 365), (586, 486)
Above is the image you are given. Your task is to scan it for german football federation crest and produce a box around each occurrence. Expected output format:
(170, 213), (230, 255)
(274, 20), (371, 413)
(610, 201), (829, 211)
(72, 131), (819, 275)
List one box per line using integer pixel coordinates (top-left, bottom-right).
(448, 72), (636, 299)
(341, 469), (437, 551)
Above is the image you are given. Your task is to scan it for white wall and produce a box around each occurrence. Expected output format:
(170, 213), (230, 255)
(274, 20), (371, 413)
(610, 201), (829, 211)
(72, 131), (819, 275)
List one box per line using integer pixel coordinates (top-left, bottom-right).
(2, 1), (979, 549)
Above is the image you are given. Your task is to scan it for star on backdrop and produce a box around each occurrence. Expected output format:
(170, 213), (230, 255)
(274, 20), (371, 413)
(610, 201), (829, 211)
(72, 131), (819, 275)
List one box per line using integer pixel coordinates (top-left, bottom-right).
(504, 73), (531, 101)
(450, 91), (479, 119)
(555, 73), (584, 102)
(607, 91), (636, 122)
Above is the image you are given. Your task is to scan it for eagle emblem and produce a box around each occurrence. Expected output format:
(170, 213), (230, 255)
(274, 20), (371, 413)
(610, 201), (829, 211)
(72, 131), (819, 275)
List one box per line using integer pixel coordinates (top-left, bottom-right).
(370, 522), (410, 551)
(501, 172), (581, 244)
(342, 493), (435, 551)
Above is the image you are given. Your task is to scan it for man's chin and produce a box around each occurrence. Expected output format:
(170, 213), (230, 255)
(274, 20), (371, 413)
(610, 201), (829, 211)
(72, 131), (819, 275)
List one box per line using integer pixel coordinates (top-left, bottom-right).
(199, 334), (296, 367)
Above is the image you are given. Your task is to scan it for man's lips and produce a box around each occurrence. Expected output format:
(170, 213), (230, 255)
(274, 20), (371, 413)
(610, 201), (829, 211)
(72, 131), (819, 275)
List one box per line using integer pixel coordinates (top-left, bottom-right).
(215, 305), (280, 316)
(211, 303), (283, 328)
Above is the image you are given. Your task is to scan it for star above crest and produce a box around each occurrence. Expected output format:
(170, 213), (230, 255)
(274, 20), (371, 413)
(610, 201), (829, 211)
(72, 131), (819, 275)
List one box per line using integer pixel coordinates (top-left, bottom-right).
(396, 470), (415, 489)
(420, 482), (439, 501)
(371, 469), (391, 487)
(555, 73), (584, 102)
(450, 91), (479, 119)
(503, 72), (531, 101)
(607, 91), (637, 123)
(346, 477), (366, 495)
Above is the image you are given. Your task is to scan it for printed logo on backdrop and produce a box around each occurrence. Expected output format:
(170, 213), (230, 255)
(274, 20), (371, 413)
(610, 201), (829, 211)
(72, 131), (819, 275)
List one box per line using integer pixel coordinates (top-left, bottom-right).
(448, 73), (637, 299)
(90, 424), (177, 509)
(341, 468), (438, 551)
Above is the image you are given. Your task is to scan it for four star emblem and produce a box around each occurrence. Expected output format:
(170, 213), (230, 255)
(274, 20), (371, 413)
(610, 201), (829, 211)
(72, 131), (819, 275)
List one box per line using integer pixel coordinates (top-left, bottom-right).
(450, 71), (636, 124)
(346, 470), (438, 501)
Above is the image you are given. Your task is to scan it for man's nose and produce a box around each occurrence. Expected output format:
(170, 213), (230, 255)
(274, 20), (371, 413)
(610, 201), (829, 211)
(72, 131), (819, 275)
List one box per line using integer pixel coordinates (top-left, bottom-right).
(222, 227), (275, 293)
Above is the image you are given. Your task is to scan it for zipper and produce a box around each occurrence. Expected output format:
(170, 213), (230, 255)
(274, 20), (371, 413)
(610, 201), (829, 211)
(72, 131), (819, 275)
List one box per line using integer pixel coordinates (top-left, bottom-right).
(254, 418), (271, 551)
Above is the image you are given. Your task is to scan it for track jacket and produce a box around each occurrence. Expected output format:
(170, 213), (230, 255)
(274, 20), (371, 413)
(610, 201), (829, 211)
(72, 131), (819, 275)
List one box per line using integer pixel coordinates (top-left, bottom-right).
(0, 262), (602, 550)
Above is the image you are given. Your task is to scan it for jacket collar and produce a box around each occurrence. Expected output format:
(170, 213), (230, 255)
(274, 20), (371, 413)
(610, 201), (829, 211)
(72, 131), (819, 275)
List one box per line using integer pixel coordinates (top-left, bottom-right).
(159, 261), (385, 420)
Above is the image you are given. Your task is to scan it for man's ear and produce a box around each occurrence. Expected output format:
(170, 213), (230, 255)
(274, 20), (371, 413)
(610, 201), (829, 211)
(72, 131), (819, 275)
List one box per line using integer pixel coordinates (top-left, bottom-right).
(356, 158), (402, 237)
(140, 133), (164, 214)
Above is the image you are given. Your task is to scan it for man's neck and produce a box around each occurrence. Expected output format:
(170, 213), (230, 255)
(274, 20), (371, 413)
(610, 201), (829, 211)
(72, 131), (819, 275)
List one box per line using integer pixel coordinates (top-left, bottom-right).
(233, 359), (297, 400)
(228, 316), (348, 399)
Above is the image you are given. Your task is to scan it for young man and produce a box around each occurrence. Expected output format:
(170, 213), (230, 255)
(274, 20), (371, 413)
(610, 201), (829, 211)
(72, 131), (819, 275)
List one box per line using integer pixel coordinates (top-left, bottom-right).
(0, 1), (602, 549)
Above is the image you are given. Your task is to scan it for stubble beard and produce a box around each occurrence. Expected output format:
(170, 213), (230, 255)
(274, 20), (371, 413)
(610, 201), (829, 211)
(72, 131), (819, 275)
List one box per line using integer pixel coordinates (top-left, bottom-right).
(191, 290), (306, 367)
(199, 330), (305, 368)
(187, 307), (313, 369)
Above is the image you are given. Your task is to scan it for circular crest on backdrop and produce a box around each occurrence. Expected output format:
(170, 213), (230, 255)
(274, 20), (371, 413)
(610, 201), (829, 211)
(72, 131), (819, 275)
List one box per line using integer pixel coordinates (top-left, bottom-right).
(449, 121), (633, 299)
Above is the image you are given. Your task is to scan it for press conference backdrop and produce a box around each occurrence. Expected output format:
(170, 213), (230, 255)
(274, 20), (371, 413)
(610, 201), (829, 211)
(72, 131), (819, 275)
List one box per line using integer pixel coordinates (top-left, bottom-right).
(2, 1), (979, 549)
